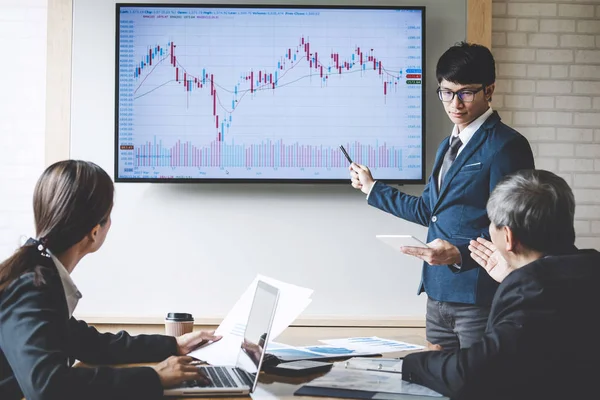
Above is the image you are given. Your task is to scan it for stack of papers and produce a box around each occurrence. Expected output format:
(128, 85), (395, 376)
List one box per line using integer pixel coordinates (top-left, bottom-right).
(188, 275), (313, 365)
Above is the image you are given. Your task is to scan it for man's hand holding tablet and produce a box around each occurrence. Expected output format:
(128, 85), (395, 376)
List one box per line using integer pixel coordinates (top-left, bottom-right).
(376, 235), (462, 266)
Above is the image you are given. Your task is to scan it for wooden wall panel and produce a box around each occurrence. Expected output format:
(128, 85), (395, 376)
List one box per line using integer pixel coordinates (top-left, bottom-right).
(467, 0), (492, 48)
(45, 0), (73, 165)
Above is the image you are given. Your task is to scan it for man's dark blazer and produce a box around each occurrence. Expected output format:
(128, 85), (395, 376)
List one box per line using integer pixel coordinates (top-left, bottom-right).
(368, 111), (534, 305)
(0, 264), (178, 400)
(402, 250), (600, 400)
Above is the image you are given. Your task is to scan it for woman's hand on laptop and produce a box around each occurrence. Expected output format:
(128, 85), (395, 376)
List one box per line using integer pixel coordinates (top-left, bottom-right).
(176, 330), (222, 355)
(153, 356), (210, 388)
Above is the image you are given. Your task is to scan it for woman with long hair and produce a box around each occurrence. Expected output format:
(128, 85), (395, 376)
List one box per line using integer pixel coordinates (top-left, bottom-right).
(0, 160), (219, 400)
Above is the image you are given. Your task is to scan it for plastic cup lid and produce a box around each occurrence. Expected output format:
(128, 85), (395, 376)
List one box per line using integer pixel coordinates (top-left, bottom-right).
(166, 312), (194, 322)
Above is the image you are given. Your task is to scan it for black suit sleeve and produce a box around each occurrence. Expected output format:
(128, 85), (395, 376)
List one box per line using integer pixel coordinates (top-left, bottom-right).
(68, 318), (177, 365)
(0, 272), (165, 400)
(401, 274), (542, 398)
(402, 321), (521, 398)
(455, 135), (535, 272)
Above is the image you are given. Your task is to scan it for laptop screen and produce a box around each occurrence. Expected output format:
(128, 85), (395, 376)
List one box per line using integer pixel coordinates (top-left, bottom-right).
(235, 280), (279, 391)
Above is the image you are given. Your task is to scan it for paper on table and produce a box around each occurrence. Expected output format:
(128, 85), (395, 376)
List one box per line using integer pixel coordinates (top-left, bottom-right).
(267, 343), (362, 359)
(320, 337), (424, 354)
(188, 335), (241, 367)
(188, 275), (313, 365)
(305, 365), (443, 397)
(250, 386), (280, 400)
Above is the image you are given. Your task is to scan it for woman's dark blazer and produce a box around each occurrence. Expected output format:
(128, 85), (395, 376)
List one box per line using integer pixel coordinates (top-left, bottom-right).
(0, 264), (177, 400)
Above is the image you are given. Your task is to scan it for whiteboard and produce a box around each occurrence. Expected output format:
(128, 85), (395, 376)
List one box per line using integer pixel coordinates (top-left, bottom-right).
(70, 0), (466, 321)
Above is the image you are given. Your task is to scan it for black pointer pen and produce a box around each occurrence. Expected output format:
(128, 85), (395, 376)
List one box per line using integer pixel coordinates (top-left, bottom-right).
(339, 145), (353, 165)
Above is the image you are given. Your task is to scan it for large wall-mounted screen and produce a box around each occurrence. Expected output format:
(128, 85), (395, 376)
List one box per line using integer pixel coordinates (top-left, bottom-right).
(115, 4), (425, 183)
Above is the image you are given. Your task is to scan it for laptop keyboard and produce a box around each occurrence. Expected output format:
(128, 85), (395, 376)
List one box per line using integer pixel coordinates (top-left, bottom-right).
(183, 366), (250, 388)
(233, 368), (255, 387)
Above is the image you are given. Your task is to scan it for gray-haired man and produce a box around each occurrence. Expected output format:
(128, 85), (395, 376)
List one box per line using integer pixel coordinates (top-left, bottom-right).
(401, 169), (600, 400)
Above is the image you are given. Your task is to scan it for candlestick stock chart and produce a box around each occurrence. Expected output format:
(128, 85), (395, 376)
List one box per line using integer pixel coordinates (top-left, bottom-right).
(116, 5), (425, 182)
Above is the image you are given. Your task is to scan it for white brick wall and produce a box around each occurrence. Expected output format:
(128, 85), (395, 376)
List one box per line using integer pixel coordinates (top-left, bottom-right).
(0, 0), (47, 259)
(493, 0), (600, 250)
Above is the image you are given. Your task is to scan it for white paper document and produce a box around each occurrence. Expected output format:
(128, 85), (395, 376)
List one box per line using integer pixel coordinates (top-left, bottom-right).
(250, 386), (280, 400)
(320, 336), (424, 354)
(267, 341), (377, 359)
(306, 365), (444, 397)
(188, 275), (313, 365)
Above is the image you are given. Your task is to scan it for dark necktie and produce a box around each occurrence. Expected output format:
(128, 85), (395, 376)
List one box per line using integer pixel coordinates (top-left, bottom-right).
(440, 136), (463, 186)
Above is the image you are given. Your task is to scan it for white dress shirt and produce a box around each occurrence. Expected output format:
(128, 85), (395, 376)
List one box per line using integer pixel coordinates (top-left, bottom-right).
(49, 252), (82, 318)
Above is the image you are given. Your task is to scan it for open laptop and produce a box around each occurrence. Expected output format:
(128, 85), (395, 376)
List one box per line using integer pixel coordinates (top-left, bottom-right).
(164, 280), (280, 397)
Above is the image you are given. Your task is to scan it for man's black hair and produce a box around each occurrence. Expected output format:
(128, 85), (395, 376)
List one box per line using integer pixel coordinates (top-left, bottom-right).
(436, 42), (496, 86)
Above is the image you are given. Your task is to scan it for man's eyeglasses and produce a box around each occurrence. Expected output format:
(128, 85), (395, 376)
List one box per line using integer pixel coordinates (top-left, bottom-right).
(437, 86), (485, 103)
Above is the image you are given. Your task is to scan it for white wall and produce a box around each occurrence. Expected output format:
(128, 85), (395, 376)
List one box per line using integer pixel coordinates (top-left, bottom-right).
(6, 0), (596, 323)
(492, 0), (600, 250)
(0, 0), (47, 258)
(69, 0), (466, 321)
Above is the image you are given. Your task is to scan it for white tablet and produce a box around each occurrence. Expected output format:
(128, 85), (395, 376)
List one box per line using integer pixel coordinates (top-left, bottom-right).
(376, 235), (429, 251)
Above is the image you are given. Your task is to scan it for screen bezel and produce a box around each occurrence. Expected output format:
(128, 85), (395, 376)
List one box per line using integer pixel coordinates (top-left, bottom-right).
(114, 3), (426, 184)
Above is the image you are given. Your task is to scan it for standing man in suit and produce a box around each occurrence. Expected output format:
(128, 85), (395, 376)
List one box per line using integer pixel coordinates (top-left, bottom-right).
(401, 169), (599, 400)
(350, 42), (534, 350)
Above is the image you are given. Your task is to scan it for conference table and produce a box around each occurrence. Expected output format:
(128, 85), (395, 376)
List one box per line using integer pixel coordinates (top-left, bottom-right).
(86, 362), (438, 400)
(80, 326), (449, 399)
